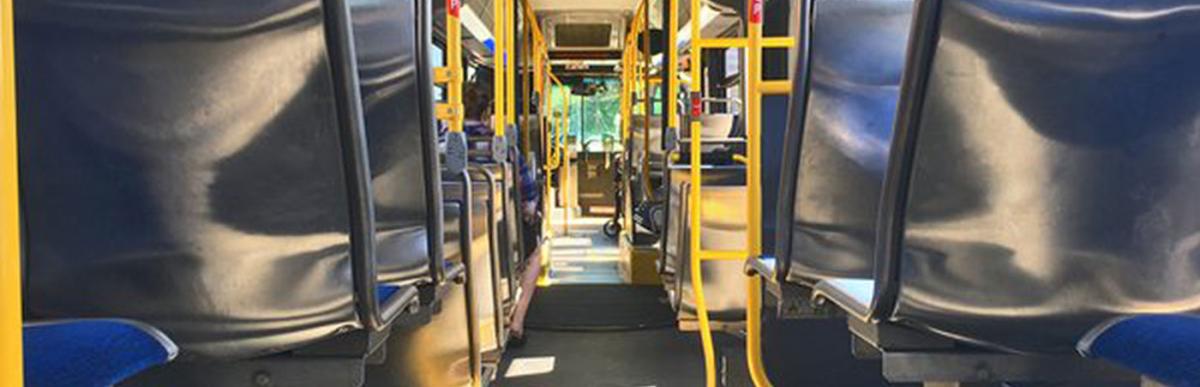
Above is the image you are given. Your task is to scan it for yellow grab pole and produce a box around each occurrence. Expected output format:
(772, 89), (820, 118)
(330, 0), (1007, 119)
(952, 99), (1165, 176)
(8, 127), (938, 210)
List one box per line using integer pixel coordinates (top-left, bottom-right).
(542, 75), (554, 241)
(620, 0), (645, 147)
(0, 0), (23, 383)
(521, 13), (531, 156)
(492, 0), (506, 139)
(666, 0), (679, 157)
(640, 2), (654, 201)
(745, 0), (773, 385)
(505, 0), (516, 131)
(446, 0), (465, 135)
(544, 80), (553, 170)
(560, 86), (570, 235)
(620, 50), (627, 142)
(688, 0), (718, 385)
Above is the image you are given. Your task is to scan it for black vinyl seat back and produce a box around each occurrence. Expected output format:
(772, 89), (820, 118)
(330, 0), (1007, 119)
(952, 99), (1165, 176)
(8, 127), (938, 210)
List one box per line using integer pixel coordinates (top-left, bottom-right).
(348, 0), (444, 286)
(775, 0), (914, 284)
(16, 0), (366, 360)
(873, 0), (1200, 354)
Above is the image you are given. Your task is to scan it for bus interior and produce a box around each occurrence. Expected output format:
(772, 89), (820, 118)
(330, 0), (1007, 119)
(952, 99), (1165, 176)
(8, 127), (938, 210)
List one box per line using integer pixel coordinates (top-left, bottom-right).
(4, 0), (1200, 386)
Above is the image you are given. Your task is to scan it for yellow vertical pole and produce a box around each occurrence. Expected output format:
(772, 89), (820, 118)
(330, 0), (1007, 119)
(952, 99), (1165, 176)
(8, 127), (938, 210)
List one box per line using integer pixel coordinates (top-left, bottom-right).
(492, 0), (506, 139)
(447, 0), (465, 135)
(666, 0), (679, 142)
(0, 0), (22, 384)
(542, 77), (554, 240)
(687, 0), (717, 385)
(521, 12), (531, 156)
(560, 87), (570, 235)
(505, 0), (516, 135)
(625, 9), (634, 130)
(745, 0), (772, 385)
(640, 3), (652, 201)
(620, 12), (633, 236)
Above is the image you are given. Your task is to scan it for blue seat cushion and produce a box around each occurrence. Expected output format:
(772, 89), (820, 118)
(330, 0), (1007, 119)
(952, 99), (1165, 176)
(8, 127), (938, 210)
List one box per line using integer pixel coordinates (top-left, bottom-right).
(377, 284), (402, 307)
(24, 319), (177, 387)
(1079, 314), (1200, 386)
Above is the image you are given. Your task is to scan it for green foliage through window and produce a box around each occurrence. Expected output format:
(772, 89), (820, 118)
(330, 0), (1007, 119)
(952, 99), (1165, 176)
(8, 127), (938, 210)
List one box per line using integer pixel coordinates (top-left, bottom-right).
(550, 78), (621, 151)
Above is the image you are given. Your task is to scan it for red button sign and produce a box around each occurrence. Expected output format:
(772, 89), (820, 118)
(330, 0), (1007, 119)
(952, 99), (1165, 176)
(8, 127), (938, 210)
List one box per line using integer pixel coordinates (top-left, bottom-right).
(749, 0), (763, 24)
(447, 0), (461, 17)
(690, 93), (703, 118)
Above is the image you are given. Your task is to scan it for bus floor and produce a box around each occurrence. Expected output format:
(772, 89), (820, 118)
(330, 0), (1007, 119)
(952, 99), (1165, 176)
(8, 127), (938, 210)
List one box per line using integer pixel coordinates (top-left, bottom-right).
(498, 213), (752, 387)
(498, 211), (897, 386)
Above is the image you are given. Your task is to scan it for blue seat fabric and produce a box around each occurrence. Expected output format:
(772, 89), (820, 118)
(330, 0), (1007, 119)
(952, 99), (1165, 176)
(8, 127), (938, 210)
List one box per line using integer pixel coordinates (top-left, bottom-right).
(24, 320), (176, 387)
(377, 285), (402, 307)
(1081, 315), (1200, 387)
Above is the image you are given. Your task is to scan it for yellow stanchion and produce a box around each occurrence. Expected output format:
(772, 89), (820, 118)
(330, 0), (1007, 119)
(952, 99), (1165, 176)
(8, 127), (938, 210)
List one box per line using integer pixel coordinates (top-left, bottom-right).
(492, 0), (506, 139)
(559, 85), (570, 236)
(745, 0), (773, 385)
(639, 3), (654, 202)
(666, 0), (679, 156)
(0, 0), (23, 384)
(442, 0), (465, 135)
(679, 0), (783, 385)
(686, 0), (719, 385)
(504, 0), (516, 134)
(521, 11), (532, 156)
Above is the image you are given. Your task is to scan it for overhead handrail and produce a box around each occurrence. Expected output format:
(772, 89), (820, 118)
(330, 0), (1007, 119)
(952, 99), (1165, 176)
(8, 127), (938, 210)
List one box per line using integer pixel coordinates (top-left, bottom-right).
(0, 0), (22, 382)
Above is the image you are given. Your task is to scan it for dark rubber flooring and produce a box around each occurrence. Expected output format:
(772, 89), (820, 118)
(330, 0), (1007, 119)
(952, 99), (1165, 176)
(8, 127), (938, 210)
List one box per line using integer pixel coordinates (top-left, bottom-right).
(500, 283), (751, 386)
(497, 328), (753, 387)
(523, 285), (677, 331)
(499, 283), (902, 387)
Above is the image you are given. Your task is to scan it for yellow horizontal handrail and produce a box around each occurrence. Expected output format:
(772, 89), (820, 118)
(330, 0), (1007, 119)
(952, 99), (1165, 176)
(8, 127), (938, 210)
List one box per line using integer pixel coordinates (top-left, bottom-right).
(760, 80), (791, 95)
(693, 36), (793, 50)
(764, 36), (793, 48)
(697, 250), (749, 261)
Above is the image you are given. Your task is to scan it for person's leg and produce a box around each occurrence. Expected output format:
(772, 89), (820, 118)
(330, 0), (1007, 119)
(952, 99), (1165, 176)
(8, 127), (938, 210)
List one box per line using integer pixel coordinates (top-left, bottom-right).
(507, 238), (543, 345)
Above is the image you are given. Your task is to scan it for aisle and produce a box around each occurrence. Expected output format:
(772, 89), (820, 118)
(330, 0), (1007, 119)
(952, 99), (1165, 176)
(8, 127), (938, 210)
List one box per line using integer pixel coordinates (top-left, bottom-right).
(496, 285), (750, 387)
(498, 214), (750, 387)
(497, 328), (745, 387)
(541, 213), (622, 285)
